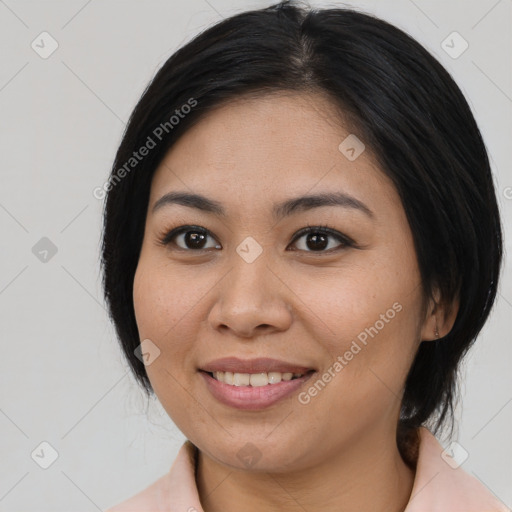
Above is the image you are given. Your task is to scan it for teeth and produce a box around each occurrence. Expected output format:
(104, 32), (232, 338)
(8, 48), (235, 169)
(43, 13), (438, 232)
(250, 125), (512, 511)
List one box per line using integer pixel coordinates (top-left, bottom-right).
(249, 373), (268, 387)
(233, 372), (250, 386)
(211, 371), (305, 386)
(268, 372), (283, 384)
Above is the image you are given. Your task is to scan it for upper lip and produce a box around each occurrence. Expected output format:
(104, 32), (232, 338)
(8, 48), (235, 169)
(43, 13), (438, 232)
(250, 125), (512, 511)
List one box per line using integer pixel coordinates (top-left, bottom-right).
(200, 357), (315, 374)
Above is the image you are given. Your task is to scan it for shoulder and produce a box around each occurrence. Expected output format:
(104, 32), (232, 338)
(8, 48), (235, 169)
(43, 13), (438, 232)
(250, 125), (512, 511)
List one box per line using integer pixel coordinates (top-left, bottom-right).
(105, 440), (200, 512)
(405, 427), (508, 512)
(105, 472), (172, 512)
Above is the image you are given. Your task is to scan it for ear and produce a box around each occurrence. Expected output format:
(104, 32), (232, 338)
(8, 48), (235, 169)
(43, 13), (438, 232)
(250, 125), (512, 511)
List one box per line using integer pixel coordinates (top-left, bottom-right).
(420, 286), (459, 341)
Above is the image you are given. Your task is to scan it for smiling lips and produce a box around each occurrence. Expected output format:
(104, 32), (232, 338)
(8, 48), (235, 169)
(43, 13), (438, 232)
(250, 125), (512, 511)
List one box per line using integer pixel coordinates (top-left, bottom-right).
(199, 357), (316, 410)
(201, 356), (314, 374)
(210, 370), (305, 386)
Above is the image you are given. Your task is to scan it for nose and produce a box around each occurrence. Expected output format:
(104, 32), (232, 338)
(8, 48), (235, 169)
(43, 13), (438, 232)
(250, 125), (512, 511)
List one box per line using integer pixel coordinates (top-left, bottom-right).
(207, 252), (293, 339)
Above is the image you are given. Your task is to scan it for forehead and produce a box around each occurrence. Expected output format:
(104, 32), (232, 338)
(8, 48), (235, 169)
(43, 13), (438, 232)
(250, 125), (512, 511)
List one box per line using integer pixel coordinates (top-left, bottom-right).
(149, 92), (396, 214)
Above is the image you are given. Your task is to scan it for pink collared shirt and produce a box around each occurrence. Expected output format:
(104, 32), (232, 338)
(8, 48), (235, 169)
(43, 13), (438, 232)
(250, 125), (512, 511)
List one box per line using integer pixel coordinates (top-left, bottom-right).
(106, 427), (509, 511)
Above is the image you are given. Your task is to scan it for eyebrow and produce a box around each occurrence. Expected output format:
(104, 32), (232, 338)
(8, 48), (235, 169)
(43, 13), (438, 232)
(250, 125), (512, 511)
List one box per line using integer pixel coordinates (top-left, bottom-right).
(152, 191), (374, 220)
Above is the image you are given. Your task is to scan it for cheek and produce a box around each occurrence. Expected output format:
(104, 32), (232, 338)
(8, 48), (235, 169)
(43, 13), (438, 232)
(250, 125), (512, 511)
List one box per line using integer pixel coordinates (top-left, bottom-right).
(293, 250), (422, 386)
(132, 257), (219, 414)
(133, 256), (206, 343)
(132, 259), (188, 388)
(295, 253), (421, 344)
(132, 259), (203, 431)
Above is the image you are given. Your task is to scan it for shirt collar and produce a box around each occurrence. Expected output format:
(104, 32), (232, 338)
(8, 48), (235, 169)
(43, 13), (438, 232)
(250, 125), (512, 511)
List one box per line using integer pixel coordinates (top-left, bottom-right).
(108, 426), (508, 511)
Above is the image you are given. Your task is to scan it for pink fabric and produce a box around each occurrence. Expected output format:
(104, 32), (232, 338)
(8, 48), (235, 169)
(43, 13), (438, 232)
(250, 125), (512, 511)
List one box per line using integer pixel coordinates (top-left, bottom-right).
(106, 427), (509, 511)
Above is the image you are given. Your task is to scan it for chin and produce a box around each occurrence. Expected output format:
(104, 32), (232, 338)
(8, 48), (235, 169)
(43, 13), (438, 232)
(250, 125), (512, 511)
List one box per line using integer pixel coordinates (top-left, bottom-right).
(197, 433), (310, 473)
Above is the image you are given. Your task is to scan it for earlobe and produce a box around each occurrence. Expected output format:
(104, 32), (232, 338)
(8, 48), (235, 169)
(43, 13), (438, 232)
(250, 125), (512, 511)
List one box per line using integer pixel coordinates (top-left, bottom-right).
(420, 305), (440, 342)
(420, 290), (459, 342)
(439, 295), (460, 339)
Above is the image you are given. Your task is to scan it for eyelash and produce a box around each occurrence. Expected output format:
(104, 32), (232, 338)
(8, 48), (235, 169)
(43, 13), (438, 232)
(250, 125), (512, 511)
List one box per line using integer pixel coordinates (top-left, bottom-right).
(156, 224), (355, 254)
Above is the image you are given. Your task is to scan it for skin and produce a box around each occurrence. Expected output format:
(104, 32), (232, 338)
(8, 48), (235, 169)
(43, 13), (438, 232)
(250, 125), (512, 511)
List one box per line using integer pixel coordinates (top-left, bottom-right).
(132, 91), (457, 512)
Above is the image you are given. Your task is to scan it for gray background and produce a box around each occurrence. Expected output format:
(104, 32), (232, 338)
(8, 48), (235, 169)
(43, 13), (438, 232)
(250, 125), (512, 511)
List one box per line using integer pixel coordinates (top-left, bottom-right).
(0, 0), (510, 510)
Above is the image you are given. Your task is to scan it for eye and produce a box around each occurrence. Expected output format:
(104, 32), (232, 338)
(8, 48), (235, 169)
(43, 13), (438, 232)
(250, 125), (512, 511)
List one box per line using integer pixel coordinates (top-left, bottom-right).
(288, 224), (353, 253)
(157, 225), (221, 251)
(157, 224), (354, 253)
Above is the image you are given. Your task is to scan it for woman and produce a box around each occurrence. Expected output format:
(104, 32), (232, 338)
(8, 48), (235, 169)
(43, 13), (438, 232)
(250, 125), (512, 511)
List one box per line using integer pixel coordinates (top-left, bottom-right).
(101, 1), (506, 510)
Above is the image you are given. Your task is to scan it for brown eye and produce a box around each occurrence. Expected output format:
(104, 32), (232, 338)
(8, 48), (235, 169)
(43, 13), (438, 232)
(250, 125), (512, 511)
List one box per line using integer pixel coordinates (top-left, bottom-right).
(158, 224), (353, 254)
(289, 225), (353, 253)
(159, 226), (221, 251)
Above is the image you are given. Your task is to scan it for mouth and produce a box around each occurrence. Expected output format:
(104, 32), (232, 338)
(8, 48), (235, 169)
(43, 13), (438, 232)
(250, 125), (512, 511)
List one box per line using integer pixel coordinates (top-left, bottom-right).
(202, 369), (314, 387)
(200, 356), (315, 376)
(198, 357), (317, 410)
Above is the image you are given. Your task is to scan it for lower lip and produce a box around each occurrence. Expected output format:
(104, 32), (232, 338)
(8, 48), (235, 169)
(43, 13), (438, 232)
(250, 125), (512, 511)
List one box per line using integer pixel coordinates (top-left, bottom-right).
(200, 371), (315, 410)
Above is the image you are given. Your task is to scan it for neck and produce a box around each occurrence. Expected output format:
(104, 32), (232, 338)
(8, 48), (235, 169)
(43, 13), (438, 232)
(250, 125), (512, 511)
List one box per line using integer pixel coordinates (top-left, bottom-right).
(195, 425), (415, 512)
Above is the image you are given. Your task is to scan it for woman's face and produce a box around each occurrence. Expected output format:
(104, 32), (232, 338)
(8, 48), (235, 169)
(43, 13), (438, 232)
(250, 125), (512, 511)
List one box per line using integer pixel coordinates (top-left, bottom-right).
(133, 92), (433, 471)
